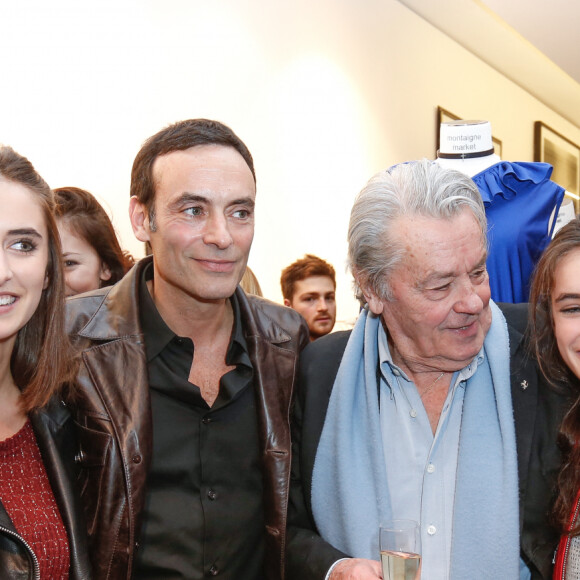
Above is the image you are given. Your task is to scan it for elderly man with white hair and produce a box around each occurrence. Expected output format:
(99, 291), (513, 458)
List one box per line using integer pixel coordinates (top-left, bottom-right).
(286, 159), (567, 580)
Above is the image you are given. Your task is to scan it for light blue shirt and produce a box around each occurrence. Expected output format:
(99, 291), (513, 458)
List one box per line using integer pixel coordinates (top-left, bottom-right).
(375, 326), (531, 580)
(378, 325), (479, 580)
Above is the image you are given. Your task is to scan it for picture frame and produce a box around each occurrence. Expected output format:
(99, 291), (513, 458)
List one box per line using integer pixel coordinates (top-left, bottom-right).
(534, 121), (580, 213)
(436, 107), (502, 158)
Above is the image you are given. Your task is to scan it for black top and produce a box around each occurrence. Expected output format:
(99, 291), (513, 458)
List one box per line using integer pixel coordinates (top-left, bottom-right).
(134, 263), (265, 579)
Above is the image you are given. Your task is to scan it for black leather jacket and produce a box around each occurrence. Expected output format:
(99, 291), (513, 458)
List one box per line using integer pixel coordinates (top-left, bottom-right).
(0, 398), (92, 580)
(66, 257), (309, 580)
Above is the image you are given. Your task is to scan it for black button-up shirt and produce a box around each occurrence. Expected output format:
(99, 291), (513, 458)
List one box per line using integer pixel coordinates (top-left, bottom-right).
(134, 263), (265, 579)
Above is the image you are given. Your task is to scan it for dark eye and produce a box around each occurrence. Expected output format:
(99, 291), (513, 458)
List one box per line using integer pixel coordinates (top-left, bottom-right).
(12, 239), (36, 252)
(185, 207), (203, 216)
(233, 209), (250, 219)
(64, 259), (78, 267)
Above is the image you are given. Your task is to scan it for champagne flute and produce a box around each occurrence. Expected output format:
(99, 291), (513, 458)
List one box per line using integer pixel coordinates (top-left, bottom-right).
(379, 519), (421, 580)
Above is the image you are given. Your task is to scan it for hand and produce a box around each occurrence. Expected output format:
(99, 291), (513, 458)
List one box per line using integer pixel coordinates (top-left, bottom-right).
(329, 558), (382, 579)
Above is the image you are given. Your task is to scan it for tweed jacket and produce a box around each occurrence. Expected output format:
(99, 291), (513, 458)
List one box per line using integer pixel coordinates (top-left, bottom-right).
(66, 256), (309, 579)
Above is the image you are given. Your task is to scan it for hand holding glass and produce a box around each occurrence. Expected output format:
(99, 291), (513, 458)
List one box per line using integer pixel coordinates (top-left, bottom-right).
(379, 520), (421, 580)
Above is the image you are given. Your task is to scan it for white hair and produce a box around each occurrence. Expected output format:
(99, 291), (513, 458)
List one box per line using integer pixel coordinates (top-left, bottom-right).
(348, 159), (486, 301)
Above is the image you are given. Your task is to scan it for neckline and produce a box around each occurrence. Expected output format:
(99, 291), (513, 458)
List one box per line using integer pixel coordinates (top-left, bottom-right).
(0, 419), (31, 452)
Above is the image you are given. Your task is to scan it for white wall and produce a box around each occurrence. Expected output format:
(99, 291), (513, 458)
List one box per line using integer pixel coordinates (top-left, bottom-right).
(1, 0), (579, 324)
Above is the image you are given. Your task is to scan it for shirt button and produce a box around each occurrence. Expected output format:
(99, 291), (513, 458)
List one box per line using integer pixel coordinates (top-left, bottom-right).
(427, 525), (437, 535)
(202, 416), (212, 424)
(392, 369), (401, 376)
(409, 409), (417, 418)
(208, 564), (219, 576)
(427, 463), (435, 473)
(207, 489), (217, 500)
(132, 455), (142, 464)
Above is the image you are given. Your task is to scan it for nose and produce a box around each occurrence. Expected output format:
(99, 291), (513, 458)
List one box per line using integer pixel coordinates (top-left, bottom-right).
(0, 250), (13, 284)
(455, 278), (485, 315)
(317, 298), (329, 312)
(202, 214), (233, 250)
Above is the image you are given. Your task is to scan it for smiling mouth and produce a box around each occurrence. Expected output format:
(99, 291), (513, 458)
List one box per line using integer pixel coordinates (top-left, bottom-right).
(0, 296), (16, 306)
(196, 259), (236, 273)
(451, 320), (478, 332)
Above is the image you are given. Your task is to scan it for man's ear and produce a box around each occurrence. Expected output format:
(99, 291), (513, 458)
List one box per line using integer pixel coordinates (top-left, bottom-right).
(363, 288), (384, 315)
(283, 298), (292, 307)
(355, 272), (384, 315)
(129, 196), (151, 243)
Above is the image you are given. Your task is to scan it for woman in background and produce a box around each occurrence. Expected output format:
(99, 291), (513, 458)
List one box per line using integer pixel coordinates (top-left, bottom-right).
(528, 216), (580, 579)
(0, 147), (90, 578)
(240, 266), (263, 296)
(54, 186), (133, 296)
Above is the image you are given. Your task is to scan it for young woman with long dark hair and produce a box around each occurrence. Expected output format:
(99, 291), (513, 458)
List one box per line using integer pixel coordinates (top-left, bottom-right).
(0, 146), (90, 578)
(529, 216), (580, 579)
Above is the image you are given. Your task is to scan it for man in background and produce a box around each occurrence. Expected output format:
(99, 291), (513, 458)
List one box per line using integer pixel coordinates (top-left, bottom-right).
(281, 254), (337, 341)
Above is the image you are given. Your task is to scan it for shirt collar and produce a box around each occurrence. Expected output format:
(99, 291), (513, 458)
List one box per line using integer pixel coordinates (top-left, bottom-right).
(227, 293), (252, 368)
(139, 261), (174, 362)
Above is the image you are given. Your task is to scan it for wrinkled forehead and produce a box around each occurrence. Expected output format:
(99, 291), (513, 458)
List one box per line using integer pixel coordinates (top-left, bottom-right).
(152, 145), (255, 187)
(390, 211), (486, 272)
(391, 208), (485, 245)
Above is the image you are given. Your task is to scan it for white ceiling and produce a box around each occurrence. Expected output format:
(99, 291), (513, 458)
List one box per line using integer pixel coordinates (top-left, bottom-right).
(397, 0), (580, 128)
(480, 0), (580, 85)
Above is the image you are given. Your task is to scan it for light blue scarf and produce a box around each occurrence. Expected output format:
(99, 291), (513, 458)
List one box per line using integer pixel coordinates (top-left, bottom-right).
(311, 300), (520, 578)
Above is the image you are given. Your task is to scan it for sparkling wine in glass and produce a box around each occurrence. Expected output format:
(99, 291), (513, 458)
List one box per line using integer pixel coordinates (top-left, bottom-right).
(379, 520), (421, 580)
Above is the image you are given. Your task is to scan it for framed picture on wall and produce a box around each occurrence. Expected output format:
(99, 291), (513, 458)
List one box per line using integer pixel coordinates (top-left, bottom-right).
(438, 106), (459, 125)
(534, 121), (580, 213)
(436, 107), (502, 158)
(436, 107), (459, 155)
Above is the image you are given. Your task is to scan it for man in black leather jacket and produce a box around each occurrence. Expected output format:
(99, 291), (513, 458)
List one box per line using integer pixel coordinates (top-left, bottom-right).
(66, 119), (309, 580)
